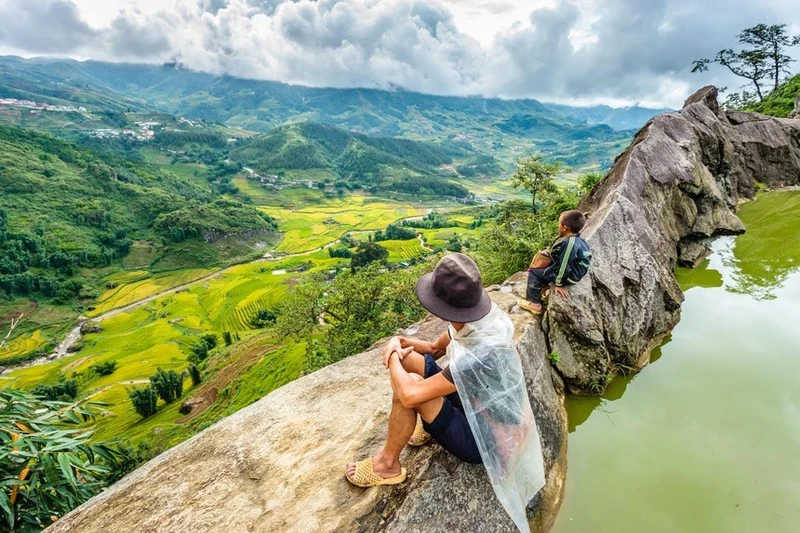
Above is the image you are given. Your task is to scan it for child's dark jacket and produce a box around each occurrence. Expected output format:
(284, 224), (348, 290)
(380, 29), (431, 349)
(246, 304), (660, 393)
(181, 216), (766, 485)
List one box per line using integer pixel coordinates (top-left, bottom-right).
(550, 234), (591, 286)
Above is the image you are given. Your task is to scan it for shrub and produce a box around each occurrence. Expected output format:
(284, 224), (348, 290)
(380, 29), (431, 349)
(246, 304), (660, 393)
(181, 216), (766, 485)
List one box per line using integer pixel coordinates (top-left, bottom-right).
(578, 172), (605, 193)
(149, 369), (183, 404)
(129, 386), (158, 418)
(188, 364), (202, 386)
(0, 388), (123, 530)
(91, 360), (117, 376)
(31, 379), (78, 401)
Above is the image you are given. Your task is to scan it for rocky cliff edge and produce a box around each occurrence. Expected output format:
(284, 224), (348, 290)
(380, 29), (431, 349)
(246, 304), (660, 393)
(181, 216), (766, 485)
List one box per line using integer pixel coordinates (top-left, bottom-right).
(546, 86), (800, 394)
(47, 86), (800, 533)
(47, 285), (567, 533)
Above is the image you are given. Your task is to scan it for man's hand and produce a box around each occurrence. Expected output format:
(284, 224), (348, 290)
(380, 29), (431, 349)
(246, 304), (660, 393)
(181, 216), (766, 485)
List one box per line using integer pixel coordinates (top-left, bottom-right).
(554, 286), (571, 299)
(383, 336), (403, 367)
(384, 337), (413, 368)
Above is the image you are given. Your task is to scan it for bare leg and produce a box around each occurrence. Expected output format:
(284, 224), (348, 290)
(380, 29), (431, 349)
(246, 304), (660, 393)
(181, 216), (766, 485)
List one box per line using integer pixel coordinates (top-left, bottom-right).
(346, 374), (444, 479)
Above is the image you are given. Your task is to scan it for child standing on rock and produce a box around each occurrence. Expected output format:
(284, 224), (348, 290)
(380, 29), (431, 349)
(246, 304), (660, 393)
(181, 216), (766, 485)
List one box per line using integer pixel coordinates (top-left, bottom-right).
(520, 210), (591, 315)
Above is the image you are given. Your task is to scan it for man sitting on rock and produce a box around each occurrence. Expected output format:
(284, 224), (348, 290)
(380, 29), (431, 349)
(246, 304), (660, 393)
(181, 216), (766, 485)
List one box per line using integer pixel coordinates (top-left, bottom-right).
(346, 253), (545, 533)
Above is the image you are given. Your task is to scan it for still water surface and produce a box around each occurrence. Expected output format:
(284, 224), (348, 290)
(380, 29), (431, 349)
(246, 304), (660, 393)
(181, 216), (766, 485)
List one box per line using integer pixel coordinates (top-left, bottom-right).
(552, 191), (800, 532)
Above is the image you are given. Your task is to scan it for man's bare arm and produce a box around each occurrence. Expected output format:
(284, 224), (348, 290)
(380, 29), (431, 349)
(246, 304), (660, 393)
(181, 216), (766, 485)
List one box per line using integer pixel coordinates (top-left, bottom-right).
(388, 352), (456, 408)
(398, 330), (450, 358)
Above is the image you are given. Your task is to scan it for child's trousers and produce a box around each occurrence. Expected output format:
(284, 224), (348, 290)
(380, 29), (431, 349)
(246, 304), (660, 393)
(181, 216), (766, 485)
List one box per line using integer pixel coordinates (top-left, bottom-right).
(527, 266), (558, 304)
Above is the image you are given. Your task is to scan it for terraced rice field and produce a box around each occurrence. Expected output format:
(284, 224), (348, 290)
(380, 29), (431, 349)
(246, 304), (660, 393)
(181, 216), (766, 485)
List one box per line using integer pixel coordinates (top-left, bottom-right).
(89, 268), (217, 317)
(419, 227), (483, 248)
(1, 193), (471, 447)
(3, 250), (343, 445)
(0, 329), (47, 362)
(381, 239), (427, 262)
(261, 195), (424, 254)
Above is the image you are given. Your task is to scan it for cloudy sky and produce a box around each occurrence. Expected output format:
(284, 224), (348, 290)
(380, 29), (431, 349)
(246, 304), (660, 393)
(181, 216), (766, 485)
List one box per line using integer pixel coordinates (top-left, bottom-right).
(1, 0), (799, 108)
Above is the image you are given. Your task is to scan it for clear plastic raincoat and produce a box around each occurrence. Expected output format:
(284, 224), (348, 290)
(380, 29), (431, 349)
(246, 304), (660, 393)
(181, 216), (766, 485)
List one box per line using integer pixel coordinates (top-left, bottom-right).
(448, 303), (545, 533)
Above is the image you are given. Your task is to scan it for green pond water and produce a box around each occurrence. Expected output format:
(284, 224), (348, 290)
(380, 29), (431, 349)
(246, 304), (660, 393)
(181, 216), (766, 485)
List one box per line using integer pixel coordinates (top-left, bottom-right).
(552, 191), (800, 533)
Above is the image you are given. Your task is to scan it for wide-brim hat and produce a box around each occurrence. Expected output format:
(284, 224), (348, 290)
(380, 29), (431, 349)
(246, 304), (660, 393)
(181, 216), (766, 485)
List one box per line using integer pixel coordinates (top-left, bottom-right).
(415, 253), (492, 323)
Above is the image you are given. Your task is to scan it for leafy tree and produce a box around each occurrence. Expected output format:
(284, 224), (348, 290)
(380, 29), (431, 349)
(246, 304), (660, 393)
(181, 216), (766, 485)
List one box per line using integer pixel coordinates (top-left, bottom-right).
(91, 360), (117, 376)
(31, 379), (78, 401)
(510, 155), (565, 213)
(350, 241), (388, 269)
(578, 172), (605, 193)
(250, 308), (277, 328)
(149, 369), (183, 404)
(474, 186), (580, 284)
(328, 246), (353, 258)
(187, 364), (202, 386)
(129, 386), (158, 418)
(446, 234), (463, 252)
(693, 23), (799, 103)
(277, 262), (427, 363)
(222, 331), (233, 346)
(374, 224), (417, 242)
(402, 212), (457, 230)
(188, 340), (209, 364)
(201, 333), (218, 350)
(304, 340), (335, 373)
(0, 388), (123, 531)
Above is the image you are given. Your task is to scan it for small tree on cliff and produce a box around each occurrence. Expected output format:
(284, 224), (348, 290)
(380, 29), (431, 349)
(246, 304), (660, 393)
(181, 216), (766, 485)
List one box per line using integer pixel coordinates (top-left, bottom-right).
(692, 23), (799, 104)
(510, 155), (565, 214)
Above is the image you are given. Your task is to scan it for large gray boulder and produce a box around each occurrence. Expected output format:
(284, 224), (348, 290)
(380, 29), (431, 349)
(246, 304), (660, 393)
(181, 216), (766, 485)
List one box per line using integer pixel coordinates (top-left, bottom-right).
(47, 287), (567, 533)
(543, 86), (800, 394)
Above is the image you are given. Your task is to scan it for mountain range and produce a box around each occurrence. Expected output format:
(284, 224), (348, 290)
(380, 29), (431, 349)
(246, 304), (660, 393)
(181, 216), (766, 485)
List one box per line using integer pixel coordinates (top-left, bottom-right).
(0, 56), (669, 136)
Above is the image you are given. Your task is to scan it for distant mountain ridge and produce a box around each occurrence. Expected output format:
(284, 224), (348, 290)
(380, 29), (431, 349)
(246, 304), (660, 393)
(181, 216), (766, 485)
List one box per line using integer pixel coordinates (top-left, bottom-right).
(0, 56), (670, 134)
(228, 122), (471, 197)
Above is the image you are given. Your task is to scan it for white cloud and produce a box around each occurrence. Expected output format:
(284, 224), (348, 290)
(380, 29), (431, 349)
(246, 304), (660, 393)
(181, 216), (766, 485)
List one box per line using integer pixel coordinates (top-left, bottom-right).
(1, 0), (799, 107)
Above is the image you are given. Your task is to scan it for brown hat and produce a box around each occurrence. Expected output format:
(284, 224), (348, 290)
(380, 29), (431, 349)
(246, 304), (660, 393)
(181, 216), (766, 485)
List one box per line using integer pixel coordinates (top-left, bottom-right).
(415, 253), (492, 323)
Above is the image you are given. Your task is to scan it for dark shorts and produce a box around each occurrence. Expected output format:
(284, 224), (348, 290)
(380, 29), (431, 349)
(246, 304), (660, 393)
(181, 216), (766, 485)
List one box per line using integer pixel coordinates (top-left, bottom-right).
(422, 354), (482, 464)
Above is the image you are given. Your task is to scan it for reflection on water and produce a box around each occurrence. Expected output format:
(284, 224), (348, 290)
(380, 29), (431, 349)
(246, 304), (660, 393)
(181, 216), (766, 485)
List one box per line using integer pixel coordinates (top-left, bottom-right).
(552, 192), (800, 533)
(567, 342), (668, 433)
(727, 191), (800, 299)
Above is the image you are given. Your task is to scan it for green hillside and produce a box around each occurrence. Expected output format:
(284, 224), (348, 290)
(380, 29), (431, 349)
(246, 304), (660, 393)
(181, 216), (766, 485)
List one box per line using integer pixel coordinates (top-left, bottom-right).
(0, 57), (655, 177)
(747, 73), (800, 117)
(0, 125), (277, 309)
(228, 122), (469, 197)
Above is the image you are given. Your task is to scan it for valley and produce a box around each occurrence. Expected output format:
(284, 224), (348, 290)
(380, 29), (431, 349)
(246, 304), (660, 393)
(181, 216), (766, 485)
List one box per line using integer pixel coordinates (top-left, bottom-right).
(0, 55), (662, 526)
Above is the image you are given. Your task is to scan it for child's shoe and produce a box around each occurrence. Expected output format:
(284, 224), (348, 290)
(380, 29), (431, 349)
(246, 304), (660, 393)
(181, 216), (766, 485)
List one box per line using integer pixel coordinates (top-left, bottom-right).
(519, 299), (544, 316)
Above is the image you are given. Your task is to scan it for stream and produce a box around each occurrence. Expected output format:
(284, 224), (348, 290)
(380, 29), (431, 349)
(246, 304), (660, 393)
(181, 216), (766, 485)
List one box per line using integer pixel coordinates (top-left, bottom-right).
(552, 191), (800, 532)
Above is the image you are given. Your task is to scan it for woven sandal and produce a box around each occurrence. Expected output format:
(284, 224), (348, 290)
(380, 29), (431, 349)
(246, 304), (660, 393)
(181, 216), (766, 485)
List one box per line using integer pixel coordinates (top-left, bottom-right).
(408, 418), (431, 447)
(519, 299), (544, 316)
(346, 459), (407, 488)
